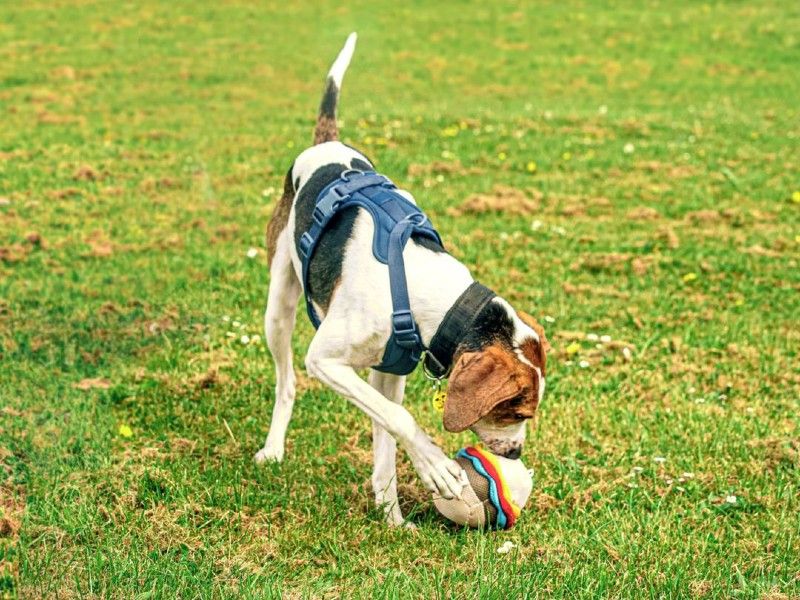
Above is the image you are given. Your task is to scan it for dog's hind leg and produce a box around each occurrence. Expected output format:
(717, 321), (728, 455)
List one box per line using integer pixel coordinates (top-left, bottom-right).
(255, 232), (302, 464)
(367, 370), (409, 527)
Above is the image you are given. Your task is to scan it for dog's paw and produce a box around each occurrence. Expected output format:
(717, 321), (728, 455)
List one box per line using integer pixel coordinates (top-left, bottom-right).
(254, 445), (284, 464)
(406, 432), (467, 501)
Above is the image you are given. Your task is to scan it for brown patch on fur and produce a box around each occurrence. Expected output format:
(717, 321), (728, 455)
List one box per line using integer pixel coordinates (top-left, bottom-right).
(314, 115), (338, 145)
(517, 310), (550, 375)
(444, 344), (537, 432)
(265, 170), (295, 266)
(490, 393), (538, 425)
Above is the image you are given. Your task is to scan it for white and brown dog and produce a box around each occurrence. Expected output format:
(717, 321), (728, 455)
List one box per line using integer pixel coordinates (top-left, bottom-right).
(256, 33), (549, 526)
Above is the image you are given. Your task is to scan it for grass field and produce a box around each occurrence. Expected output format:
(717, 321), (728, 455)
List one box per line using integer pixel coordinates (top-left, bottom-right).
(2, 0), (799, 597)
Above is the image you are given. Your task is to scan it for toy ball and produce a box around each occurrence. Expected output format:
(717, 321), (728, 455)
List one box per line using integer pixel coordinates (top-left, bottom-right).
(433, 446), (533, 530)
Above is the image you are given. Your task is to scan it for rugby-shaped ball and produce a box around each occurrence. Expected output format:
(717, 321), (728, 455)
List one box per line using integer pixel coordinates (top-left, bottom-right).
(433, 446), (533, 529)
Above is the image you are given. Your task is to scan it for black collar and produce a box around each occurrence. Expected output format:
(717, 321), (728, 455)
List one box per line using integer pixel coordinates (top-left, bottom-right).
(424, 281), (496, 379)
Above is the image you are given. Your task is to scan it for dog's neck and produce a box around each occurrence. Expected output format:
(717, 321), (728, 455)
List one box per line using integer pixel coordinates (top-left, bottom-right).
(404, 243), (475, 347)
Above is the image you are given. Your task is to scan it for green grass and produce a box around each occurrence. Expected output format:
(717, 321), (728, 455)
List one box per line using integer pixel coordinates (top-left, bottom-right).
(1, 0), (799, 597)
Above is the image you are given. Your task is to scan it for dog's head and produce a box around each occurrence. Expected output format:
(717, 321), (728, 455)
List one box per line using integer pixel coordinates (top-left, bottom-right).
(442, 304), (549, 459)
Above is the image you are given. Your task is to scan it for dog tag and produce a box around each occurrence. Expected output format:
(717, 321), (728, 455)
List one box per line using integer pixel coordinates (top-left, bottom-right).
(432, 386), (446, 413)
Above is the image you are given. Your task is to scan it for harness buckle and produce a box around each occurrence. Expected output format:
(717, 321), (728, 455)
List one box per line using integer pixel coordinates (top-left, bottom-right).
(391, 309), (422, 350)
(313, 193), (345, 226)
(299, 232), (314, 258)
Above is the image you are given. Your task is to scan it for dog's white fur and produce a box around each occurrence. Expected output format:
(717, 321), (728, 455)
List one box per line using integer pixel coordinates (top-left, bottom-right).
(255, 35), (544, 526)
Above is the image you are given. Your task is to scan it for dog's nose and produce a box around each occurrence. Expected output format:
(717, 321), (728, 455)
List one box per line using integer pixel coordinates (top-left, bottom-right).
(503, 447), (522, 460)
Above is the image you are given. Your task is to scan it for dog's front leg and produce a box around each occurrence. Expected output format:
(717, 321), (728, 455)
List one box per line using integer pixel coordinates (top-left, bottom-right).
(306, 350), (464, 501)
(367, 370), (409, 527)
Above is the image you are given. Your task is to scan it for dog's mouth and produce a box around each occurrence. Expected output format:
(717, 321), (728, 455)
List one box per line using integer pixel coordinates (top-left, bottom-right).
(470, 418), (527, 460)
(482, 439), (523, 459)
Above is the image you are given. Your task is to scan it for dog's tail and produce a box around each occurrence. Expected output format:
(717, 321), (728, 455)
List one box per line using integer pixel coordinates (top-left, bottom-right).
(313, 32), (357, 145)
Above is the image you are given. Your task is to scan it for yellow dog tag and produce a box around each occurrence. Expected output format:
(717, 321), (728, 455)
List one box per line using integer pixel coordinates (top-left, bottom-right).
(432, 387), (446, 413)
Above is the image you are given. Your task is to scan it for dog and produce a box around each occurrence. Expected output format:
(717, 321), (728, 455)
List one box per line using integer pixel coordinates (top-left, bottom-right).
(256, 33), (549, 526)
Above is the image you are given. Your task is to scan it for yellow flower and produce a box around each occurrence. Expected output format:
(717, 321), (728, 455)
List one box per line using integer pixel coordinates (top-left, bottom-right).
(791, 191), (800, 204)
(562, 152), (572, 161)
(440, 125), (459, 138)
(526, 161), (537, 173)
(498, 152), (507, 161)
(118, 424), (133, 438)
(682, 272), (698, 283)
(566, 342), (581, 355)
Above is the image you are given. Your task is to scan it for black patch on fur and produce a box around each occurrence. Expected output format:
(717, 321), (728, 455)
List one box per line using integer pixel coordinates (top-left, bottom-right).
(287, 163), (296, 192)
(319, 78), (338, 118)
(350, 157), (372, 171)
(294, 163), (358, 312)
(344, 143), (375, 166)
(295, 159), (447, 315)
(412, 235), (446, 253)
(457, 301), (515, 353)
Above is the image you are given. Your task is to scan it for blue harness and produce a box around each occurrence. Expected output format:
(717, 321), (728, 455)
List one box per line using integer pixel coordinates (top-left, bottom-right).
(298, 170), (443, 375)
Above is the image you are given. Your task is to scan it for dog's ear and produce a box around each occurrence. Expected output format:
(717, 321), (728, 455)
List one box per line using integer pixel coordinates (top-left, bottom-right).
(443, 344), (524, 432)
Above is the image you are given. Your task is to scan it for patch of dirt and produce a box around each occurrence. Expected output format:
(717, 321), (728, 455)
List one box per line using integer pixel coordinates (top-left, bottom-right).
(570, 252), (631, 273)
(631, 257), (649, 275)
(684, 209), (720, 223)
(37, 111), (84, 125)
(626, 206), (660, 220)
(47, 187), (82, 200)
(635, 160), (698, 179)
(760, 590), (790, 600)
(559, 204), (585, 217)
(24, 231), (44, 247)
(193, 367), (229, 389)
(73, 378), (111, 390)
(0, 481), (25, 588)
(213, 224), (240, 241)
(139, 177), (180, 192)
(562, 282), (631, 299)
(73, 165), (98, 181)
(50, 65), (76, 80)
(742, 245), (781, 258)
(746, 438), (799, 472)
(529, 491), (560, 514)
(447, 185), (541, 217)
(0, 245), (28, 263)
(84, 230), (113, 257)
(657, 227), (680, 249)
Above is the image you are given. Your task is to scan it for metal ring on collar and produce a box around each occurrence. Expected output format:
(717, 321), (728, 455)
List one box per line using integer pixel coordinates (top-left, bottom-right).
(421, 351), (450, 381)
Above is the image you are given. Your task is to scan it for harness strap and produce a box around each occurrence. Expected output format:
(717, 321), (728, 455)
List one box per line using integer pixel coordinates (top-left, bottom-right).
(300, 170), (440, 375)
(386, 215), (426, 350)
(424, 281), (496, 378)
